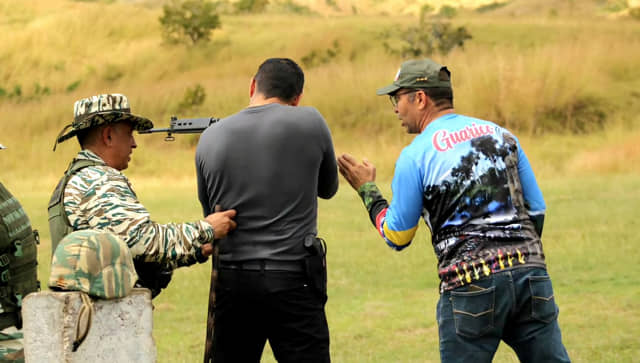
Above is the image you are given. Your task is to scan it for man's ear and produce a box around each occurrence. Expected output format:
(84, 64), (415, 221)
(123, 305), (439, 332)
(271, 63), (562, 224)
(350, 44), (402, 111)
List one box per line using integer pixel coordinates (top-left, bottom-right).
(418, 91), (431, 110)
(290, 93), (302, 106)
(249, 78), (257, 98)
(101, 125), (113, 146)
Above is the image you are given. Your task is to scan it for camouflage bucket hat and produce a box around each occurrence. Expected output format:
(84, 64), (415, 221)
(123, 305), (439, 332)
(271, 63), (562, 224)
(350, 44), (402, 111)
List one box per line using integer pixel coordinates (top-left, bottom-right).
(49, 230), (138, 299)
(376, 58), (452, 95)
(53, 93), (154, 150)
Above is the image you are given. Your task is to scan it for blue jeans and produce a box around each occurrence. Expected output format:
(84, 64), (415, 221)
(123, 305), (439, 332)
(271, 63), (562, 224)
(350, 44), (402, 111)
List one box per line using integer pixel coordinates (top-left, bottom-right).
(437, 267), (570, 363)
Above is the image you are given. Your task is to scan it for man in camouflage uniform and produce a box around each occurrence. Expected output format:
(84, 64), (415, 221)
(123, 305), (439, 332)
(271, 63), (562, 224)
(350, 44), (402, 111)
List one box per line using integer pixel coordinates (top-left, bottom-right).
(49, 93), (237, 297)
(0, 143), (40, 363)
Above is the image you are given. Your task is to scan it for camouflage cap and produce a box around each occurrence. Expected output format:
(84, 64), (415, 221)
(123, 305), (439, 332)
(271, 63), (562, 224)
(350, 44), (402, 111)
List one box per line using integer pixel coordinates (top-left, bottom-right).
(54, 93), (154, 147)
(376, 58), (452, 95)
(49, 230), (138, 299)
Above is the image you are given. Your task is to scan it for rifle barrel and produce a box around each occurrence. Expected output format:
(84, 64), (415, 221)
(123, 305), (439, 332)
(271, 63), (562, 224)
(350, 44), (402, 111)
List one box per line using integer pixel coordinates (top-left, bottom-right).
(138, 117), (220, 135)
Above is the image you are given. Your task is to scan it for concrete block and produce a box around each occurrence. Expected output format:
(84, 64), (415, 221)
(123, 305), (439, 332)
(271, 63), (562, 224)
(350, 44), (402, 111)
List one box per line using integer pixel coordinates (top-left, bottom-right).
(22, 288), (156, 362)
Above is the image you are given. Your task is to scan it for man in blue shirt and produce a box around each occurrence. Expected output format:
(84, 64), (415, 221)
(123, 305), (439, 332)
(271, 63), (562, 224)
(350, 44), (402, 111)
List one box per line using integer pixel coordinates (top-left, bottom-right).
(338, 59), (570, 362)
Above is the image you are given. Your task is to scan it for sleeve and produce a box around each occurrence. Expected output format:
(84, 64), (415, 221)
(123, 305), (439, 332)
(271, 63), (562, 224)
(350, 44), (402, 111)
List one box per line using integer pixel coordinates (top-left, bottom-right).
(356, 151), (423, 251)
(66, 169), (215, 268)
(516, 143), (546, 237)
(315, 111), (339, 199)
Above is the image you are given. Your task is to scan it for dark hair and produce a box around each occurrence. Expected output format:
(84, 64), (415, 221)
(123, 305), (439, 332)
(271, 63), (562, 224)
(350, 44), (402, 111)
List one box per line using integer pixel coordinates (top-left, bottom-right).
(76, 123), (111, 148)
(416, 67), (454, 109)
(76, 126), (101, 148)
(254, 58), (304, 103)
(421, 87), (454, 109)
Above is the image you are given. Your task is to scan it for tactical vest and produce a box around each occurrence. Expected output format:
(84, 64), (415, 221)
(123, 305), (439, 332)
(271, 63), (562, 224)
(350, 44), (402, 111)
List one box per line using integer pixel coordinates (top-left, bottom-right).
(0, 182), (39, 330)
(48, 158), (103, 255)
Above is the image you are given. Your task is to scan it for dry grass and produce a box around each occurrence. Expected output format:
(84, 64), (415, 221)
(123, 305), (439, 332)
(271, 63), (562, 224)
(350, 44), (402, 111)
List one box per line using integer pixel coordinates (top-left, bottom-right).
(0, 1), (638, 183)
(1, 9), (638, 185)
(567, 129), (640, 174)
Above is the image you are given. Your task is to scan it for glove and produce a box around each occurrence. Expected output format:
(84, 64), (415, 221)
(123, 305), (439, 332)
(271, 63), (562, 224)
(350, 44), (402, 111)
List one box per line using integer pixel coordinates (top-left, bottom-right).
(133, 259), (173, 299)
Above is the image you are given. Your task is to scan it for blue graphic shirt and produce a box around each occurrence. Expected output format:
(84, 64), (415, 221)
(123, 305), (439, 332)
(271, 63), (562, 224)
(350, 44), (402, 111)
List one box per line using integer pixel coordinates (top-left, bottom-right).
(358, 113), (547, 291)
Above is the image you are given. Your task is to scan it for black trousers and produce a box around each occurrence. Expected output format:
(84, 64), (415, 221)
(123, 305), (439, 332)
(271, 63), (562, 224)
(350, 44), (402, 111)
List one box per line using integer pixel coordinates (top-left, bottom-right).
(212, 268), (330, 363)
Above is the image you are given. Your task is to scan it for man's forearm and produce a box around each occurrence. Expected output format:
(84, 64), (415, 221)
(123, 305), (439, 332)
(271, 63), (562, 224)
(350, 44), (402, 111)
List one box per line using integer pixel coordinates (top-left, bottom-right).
(357, 182), (389, 227)
(130, 220), (215, 267)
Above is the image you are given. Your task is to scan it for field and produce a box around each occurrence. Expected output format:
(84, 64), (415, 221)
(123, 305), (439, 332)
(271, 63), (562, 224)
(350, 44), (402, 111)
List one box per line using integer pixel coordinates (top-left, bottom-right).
(2, 0), (640, 361)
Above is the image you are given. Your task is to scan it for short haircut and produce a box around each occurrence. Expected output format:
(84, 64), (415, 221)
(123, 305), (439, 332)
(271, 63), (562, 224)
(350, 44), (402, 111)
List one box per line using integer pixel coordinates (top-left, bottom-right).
(76, 124), (105, 148)
(254, 58), (305, 103)
(421, 87), (454, 109)
(424, 68), (454, 108)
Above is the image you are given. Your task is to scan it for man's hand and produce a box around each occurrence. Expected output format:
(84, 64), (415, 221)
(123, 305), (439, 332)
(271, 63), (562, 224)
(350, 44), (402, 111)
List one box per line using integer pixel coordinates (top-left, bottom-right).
(337, 153), (376, 191)
(205, 209), (237, 240)
(200, 243), (214, 257)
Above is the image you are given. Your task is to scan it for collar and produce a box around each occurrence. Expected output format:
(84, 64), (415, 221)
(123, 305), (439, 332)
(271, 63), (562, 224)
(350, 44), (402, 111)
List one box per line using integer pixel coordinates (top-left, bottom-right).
(76, 149), (107, 165)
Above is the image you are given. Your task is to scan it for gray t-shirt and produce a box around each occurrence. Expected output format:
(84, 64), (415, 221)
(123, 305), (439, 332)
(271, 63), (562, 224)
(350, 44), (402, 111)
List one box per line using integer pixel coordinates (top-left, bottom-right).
(195, 103), (339, 261)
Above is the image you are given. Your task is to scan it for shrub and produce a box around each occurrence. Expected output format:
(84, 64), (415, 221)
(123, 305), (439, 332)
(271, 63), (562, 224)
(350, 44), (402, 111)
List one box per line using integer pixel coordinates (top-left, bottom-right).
(103, 64), (124, 82)
(301, 40), (341, 68)
(476, 2), (509, 13)
(538, 96), (607, 134)
(602, 0), (627, 13)
(176, 84), (206, 113)
(235, 0), (269, 13)
(33, 83), (50, 97)
(0, 84), (53, 102)
(326, 0), (340, 11)
(159, 0), (221, 45)
(382, 21), (472, 58)
(438, 5), (457, 18)
(271, 0), (313, 14)
(419, 4), (434, 23)
(66, 80), (82, 93)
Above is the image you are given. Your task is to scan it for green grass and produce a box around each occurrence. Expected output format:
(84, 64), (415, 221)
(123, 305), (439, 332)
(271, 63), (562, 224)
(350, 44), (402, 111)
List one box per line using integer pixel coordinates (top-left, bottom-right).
(10, 172), (640, 362)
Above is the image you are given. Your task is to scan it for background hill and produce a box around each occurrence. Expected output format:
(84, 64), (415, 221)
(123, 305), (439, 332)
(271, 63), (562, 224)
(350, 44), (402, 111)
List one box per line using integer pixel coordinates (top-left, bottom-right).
(114, 0), (635, 17)
(1, 0), (639, 180)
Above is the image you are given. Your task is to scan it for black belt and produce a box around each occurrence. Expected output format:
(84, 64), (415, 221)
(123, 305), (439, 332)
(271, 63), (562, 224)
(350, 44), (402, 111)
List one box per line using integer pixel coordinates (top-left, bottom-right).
(219, 259), (305, 272)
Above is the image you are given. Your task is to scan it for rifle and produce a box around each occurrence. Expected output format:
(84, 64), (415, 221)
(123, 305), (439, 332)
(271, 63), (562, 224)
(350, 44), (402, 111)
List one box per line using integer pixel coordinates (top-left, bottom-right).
(204, 205), (222, 363)
(138, 116), (220, 141)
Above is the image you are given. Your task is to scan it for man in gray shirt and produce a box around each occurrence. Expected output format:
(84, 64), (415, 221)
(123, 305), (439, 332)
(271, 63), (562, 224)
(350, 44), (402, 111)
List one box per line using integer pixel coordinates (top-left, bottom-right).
(196, 58), (338, 362)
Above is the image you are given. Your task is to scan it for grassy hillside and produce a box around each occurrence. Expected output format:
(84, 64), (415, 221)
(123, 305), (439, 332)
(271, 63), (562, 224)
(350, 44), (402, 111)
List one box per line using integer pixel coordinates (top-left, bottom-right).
(1, 0), (639, 181)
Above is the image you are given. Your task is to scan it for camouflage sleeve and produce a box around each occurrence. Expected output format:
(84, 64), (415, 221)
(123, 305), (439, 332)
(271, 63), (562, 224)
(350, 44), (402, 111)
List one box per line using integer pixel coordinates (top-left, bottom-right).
(357, 182), (389, 227)
(65, 166), (215, 269)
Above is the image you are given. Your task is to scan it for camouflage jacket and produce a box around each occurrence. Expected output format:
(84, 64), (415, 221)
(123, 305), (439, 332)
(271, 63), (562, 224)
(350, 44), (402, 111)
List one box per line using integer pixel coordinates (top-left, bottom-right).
(63, 150), (214, 268)
(0, 328), (24, 362)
